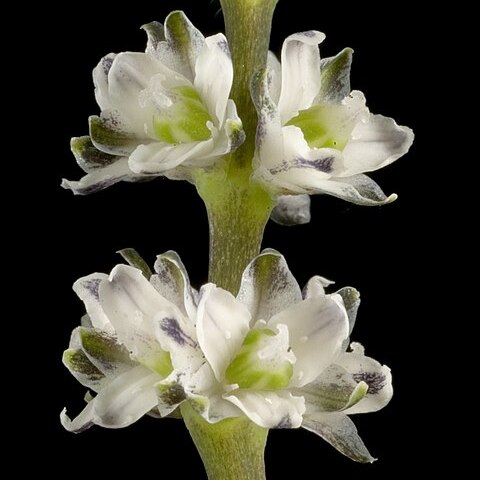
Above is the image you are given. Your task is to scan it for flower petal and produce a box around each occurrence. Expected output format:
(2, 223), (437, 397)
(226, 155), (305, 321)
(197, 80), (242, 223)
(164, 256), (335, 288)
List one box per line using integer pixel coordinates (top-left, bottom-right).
(341, 110), (414, 176)
(73, 326), (136, 377)
(302, 276), (335, 299)
(278, 31), (325, 123)
(117, 247), (153, 279)
(61, 158), (136, 195)
(269, 294), (349, 387)
(107, 52), (165, 135)
(128, 138), (214, 174)
(298, 364), (367, 413)
(205, 99), (245, 157)
(237, 249), (302, 323)
(196, 285), (251, 382)
(89, 114), (142, 156)
(70, 136), (121, 173)
(194, 33), (233, 126)
(72, 273), (113, 332)
(155, 369), (207, 417)
(251, 67), (284, 170)
(153, 308), (201, 371)
(61, 366), (158, 433)
(60, 401), (96, 433)
(93, 53), (116, 111)
(270, 194), (311, 226)
(151, 250), (197, 319)
(62, 347), (106, 391)
(317, 48), (353, 104)
(302, 412), (375, 463)
(99, 265), (174, 373)
(336, 343), (393, 414)
(335, 287), (360, 337)
(158, 11), (205, 82)
(264, 125), (343, 193)
(142, 21), (165, 56)
(267, 51), (282, 104)
(225, 390), (305, 429)
(312, 173), (398, 206)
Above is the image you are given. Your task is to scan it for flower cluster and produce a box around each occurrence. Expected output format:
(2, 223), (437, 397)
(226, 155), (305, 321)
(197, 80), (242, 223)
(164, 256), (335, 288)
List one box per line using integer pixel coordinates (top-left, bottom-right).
(62, 249), (391, 462)
(62, 11), (244, 194)
(63, 12), (413, 214)
(258, 33), (413, 224)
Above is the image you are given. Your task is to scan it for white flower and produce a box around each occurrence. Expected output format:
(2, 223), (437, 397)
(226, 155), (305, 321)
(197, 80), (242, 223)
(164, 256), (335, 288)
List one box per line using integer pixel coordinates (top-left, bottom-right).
(253, 32), (414, 219)
(62, 249), (392, 462)
(62, 11), (244, 195)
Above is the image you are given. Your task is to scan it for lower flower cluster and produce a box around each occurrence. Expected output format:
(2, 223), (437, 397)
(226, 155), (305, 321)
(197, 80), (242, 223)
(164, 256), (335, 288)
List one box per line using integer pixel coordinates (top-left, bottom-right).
(62, 249), (391, 463)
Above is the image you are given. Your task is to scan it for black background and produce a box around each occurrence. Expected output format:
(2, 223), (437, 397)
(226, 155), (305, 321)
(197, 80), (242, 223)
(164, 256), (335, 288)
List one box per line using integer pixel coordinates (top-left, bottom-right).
(25, 0), (440, 476)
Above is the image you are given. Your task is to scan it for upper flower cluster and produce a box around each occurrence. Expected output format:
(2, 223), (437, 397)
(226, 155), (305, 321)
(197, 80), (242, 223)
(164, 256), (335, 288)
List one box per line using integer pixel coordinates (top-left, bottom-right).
(63, 12), (413, 212)
(255, 32), (414, 222)
(62, 11), (244, 194)
(62, 249), (391, 463)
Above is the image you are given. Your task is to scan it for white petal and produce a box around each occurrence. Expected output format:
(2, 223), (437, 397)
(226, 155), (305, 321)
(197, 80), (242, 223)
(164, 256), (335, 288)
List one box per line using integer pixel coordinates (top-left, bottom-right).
(267, 51), (282, 104)
(156, 11), (205, 82)
(302, 276), (335, 299)
(302, 412), (375, 463)
(237, 249), (302, 323)
(93, 366), (158, 428)
(317, 48), (353, 104)
(336, 343), (393, 414)
(61, 366), (158, 432)
(300, 173), (398, 206)
(335, 287), (361, 338)
(154, 307), (202, 371)
(201, 395), (243, 423)
(251, 67), (284, 171)
(62, 346), (107, 392)
(107, 52), (166, 136)
(278, 31), (325, 123)
(266, 125), (344, 193)
(99, 264), (173, 365)
(61, 400), (96, 433)
(72, 273), (113, 333)
(196, 100), (244, 159)
(72, 326), (136, 377)
(194, 33), (233, 126)
(196, 285), (251, 382)
(93, 53), (116, 111)
(128, 138), (215, 174)
(142, 21), (165, 56)
(62, 158), (138, 195)
(151, 250), (197, 319)
(269, 294), (349, 387)
(225, 390), (305, 429)
(299, 364), (368, 414)
(155, 369), (206, 417)
(270, 194), (311, 226)
(340, 108), (414, 176)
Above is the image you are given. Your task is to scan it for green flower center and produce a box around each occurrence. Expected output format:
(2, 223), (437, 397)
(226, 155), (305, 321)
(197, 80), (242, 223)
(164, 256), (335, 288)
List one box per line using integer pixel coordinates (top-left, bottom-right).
(286, 103), (359, 150)
(225, 328), (294, 390)
(153, 86), (213, 144)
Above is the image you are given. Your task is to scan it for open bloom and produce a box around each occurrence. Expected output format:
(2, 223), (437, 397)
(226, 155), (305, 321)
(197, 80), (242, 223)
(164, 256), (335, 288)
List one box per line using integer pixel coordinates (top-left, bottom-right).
(254, 32), (414, 218)
(62, 249), (391, 462)
(62, 11), (244, 195)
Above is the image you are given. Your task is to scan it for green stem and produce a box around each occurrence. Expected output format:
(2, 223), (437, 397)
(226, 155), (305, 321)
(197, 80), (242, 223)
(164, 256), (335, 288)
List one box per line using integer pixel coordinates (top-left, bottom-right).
(195, 168), (274, 294)
(181, 402), (269, 480)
